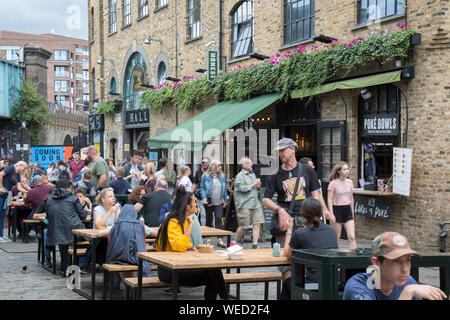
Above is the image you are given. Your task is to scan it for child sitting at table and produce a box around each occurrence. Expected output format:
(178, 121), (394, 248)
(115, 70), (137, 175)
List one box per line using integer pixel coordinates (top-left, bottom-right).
(75, 188), (92, 216)
(154, 186), (228, 300)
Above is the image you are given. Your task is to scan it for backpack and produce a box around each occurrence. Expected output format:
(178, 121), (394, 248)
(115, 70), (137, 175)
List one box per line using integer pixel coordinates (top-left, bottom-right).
(73, 171), (83, 183)
(58, 167), (70, 181)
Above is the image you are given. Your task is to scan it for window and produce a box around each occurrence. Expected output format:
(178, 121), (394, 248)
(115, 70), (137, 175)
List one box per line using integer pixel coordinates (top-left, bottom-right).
(82, 46), (89, 56)
(231, 0), (254, 59)
(110, 77), (117, 94)
(55, 80), (69, 93)
(54, 50), (68, 61)
(139, 0), (149, 18)
(156, 0), (168, 8)
(54, 66), (69, 78)
(157, 62), (168, 85)
(123, 0), (131, 26)
(83, 94), (89, 102)
(284, 0), (315, 45)
(187, 0), (201, 39)
(5, 50), (19, 62)
(360, 84), (399, 114)
(124, 52), (150, 110)
(83, 70), (89, 80)
(357, 0), (404, 25)
(318, 121), (347, 182)
(55, 95), (69, 107)
(109, 0), (117, 33)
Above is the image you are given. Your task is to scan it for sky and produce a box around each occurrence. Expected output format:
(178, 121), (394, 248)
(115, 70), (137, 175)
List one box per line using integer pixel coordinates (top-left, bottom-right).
(0, 0), (88, 40)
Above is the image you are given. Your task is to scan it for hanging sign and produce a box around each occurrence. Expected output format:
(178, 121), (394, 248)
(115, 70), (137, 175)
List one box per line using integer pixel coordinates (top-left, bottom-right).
(362, 113), (399, 136)
(30, 146), (65, 170)
(207, 50), (218, 82)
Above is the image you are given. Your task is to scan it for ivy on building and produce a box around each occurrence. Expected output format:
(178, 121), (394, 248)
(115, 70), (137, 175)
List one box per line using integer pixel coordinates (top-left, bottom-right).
(136, 28), (417, 111)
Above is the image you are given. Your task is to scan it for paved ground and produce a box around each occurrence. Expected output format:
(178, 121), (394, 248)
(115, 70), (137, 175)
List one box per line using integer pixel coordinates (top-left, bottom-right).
(0, 231), (442, 300)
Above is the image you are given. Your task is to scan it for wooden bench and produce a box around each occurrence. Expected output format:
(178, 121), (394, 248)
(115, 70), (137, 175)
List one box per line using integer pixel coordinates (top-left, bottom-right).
(123, 272), (282, 300)
(102, 263), (158, 299)
(22, 219), (40, 244)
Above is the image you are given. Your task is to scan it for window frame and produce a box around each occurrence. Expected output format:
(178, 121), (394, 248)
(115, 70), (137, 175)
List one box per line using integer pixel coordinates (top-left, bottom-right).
(139, 0), (149, 18)
(109, 0), (117, 34)
(186, 0), (201, 40)
(157, 62), (168, 85)
(357, 0), (404, 25)
(156, 0), (168, 9)
(230, 0), (254, 60)
(55, 80), (69, 93)
(54, 50), (68, 61)
(283, 0), (315, 45)
(123, 0), (132, 27)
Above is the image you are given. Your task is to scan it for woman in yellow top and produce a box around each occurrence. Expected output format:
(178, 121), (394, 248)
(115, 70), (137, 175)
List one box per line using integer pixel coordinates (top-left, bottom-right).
(155, 186), (228, 300)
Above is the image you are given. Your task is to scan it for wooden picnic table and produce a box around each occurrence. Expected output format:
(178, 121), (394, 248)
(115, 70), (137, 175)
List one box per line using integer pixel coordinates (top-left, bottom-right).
(70, 225), (230, 300)
(136, 248), (289, 300)
(9, 199), (27, 242)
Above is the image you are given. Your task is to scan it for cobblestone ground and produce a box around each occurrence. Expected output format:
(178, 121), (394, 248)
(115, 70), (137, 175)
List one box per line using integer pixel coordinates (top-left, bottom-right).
(0, 232), (441, 300)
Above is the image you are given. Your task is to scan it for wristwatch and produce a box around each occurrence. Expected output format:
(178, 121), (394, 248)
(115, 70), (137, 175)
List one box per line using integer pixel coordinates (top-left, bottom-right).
(275, 206), (281, 214)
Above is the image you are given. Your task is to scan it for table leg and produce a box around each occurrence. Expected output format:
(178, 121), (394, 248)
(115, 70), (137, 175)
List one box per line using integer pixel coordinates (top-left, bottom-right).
(73, 235), (79, 266)
(12, 207), (17, 242)
(90, 239), (97, 300)
(173, 271), (179, 301)
(440, 266), (450, 296)
(137, 258), (143, 300)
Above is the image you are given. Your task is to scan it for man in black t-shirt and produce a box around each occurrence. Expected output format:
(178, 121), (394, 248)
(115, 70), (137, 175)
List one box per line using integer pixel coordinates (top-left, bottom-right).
(134, 179), (171, 227)
(262, 138), (322, 279)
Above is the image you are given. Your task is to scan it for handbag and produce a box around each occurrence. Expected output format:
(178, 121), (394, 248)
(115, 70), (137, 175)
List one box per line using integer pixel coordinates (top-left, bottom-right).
(270, 164), (304, 236)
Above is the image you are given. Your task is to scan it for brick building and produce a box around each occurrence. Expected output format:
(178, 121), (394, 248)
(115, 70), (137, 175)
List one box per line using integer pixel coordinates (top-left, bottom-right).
(90, 0), (449, 250)
(0, 30), (90, 111)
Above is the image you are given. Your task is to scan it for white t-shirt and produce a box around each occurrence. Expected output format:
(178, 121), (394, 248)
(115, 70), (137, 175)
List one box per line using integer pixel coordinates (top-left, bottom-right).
(178, 176), (192, 192)
(93, 205), (117, 229)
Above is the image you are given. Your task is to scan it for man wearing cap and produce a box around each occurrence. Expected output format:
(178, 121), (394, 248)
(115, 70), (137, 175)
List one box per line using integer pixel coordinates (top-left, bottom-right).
(343, 232), (447, 300)
(262, 138), (321, 281)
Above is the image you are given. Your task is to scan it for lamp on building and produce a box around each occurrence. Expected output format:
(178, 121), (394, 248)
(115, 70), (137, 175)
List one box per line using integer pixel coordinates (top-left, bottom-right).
(97, 77), (107, 83)
(250, 53), (269, 60)
(140, 83), (154, 89)
(165, 76), (181, 82)
(313, 34), (337, 44)
(360, 88), (372, 101)
(196, 68), (207, 73)
(108, 91), (121, 96)
(144, 36), (163, 45)
(96, 56), (114, 65)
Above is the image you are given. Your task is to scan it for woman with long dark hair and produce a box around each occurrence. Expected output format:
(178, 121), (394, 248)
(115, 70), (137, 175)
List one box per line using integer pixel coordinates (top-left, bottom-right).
(155, 186), (228, 300)
(280, 198), (338, 300)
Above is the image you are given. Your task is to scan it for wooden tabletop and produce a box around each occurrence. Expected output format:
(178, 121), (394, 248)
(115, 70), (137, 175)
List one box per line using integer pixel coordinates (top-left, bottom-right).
(72, 228), (108, 239)
(353, 190), (399, 196)
(137, 248), (289, 270)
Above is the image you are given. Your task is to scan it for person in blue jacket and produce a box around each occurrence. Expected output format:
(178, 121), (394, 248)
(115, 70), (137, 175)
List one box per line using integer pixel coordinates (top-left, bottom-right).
(199, 160), (228, 247)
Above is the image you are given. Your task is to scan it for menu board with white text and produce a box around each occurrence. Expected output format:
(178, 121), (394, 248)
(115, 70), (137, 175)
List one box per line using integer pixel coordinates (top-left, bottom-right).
(393, 148), (412, 196)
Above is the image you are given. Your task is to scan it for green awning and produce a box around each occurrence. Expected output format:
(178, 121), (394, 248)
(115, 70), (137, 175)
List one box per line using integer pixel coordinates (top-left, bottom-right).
(291, 70), (402, 99)
(147, 93), (281, 150)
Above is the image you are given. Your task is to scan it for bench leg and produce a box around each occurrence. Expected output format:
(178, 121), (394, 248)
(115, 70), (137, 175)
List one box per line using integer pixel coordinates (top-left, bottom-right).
(52, 247), (56, 274)
(277, 280), (281, 300)
(103, 270), (108, 300)
(110, 271), (115, 300)
(264, 282), (269, 300)
(125, 284), (130, 300)
(37, 234), (41, 262)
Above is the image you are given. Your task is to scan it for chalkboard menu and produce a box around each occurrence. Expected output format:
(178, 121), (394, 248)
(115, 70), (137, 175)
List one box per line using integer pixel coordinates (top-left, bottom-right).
(354, 195), (391, 220)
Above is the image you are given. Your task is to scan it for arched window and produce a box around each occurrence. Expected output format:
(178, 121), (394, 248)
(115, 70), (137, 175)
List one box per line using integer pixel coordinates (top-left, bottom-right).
(110, 77), (117, 94)
(157, 62), (167, 85)
(231, 0), (254, 59)
(124, 53), (150, 110)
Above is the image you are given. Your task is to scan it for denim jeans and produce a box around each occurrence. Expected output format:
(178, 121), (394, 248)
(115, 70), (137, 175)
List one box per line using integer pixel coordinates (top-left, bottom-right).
(27, 212), (39, 235)
(43, 229), (87, 267)
(0, 196), (6, 238)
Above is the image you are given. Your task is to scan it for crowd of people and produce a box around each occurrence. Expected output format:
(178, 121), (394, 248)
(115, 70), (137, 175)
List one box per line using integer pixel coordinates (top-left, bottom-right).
(0, 138), (446, 301)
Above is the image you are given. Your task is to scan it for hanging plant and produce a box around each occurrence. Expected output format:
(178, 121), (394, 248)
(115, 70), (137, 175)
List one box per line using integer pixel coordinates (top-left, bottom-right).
(96, 97), (123, 115)
(140, 27), (418, 111)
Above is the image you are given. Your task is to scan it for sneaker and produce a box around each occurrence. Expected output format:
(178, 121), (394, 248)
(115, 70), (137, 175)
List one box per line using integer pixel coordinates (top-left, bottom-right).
(79, 266), (88, 274)
(43, 260), (53, 269)
(2, 235), (12, 242)
(0, 237), (8, 243)
(252, 244), (260, 249)
(164, 288), (182, 296)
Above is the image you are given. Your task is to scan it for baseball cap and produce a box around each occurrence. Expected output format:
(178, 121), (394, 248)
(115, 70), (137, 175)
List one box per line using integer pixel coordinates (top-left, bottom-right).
(32, 175), (43, 183)
(272, 138), (298, 153)
(372, 232), (421, 260)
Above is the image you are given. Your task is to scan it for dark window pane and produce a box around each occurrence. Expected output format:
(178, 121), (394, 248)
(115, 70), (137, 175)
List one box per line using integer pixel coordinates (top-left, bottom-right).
(304, 18), (310, 39)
